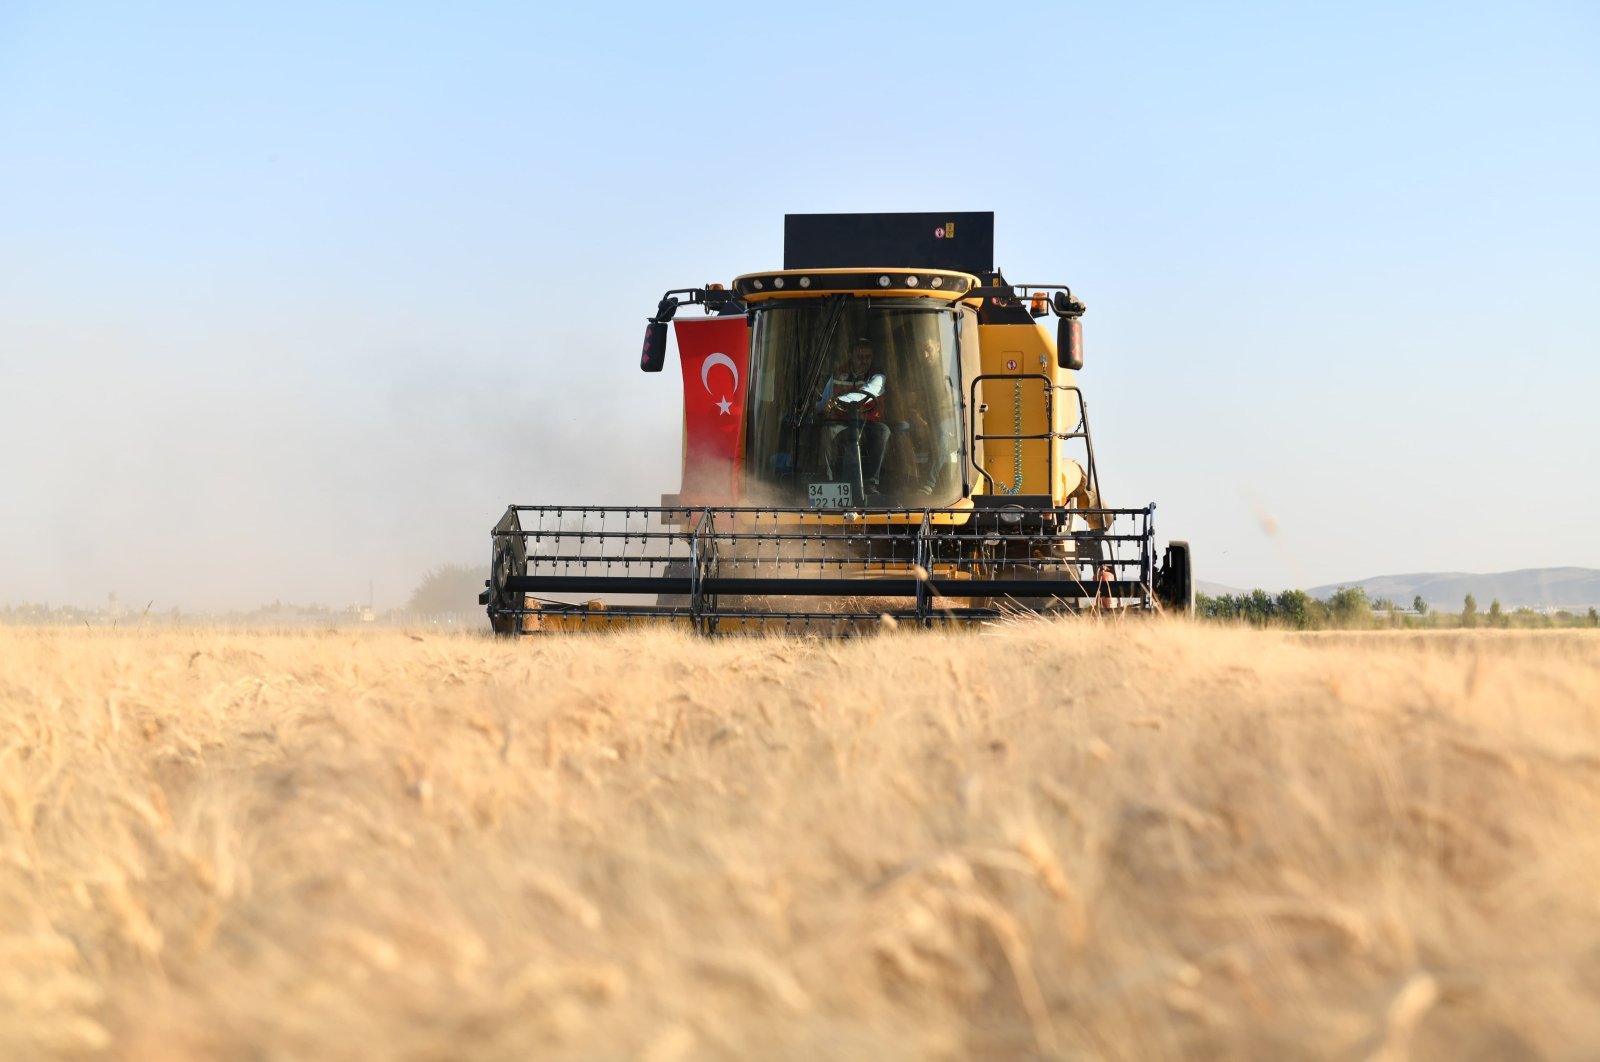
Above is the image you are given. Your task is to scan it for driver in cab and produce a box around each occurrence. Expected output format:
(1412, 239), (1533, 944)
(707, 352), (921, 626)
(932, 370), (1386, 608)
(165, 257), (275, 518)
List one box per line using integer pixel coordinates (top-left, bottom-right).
(815, 337), (889, 497)
(817, 337), (886, 416)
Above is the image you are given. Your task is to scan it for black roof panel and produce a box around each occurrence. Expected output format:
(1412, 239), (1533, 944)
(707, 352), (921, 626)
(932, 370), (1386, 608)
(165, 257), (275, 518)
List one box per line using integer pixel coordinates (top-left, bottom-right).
(784, 212), (994, 274)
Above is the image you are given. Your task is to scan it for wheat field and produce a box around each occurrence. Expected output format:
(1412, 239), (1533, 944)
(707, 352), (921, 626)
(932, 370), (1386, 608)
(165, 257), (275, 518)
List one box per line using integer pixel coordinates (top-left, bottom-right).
(2, 622), (1598, 1060)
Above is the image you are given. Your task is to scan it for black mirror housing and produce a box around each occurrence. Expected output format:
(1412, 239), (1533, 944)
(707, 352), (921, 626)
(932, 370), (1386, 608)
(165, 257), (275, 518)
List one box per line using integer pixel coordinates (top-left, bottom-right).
(1057, 315), (1083, 371)
(640, 320), (668, 372)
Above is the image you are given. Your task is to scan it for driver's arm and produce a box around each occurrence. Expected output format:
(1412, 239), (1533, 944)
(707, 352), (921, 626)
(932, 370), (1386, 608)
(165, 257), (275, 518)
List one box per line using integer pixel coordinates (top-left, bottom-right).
(815, 378), (836, 414)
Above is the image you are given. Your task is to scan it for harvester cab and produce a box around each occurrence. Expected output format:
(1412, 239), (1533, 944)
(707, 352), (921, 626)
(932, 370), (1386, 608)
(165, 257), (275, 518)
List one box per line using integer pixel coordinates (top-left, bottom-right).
(485, 211), (1193, 634)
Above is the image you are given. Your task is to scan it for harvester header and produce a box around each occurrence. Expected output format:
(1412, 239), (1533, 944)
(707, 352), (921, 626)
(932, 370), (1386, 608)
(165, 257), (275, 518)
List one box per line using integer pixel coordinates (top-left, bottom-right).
(484, 211), (1191, 634)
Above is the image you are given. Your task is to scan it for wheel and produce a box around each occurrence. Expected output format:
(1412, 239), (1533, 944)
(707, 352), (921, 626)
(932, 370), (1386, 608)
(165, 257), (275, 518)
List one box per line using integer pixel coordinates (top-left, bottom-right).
(1156, 541), (1194, 616)
(488, 511), (528, 635)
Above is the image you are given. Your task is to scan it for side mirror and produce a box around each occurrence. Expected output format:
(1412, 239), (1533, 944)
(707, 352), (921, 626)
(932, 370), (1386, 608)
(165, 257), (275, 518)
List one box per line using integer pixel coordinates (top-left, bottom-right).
(1056, 315), (1083, 371)
(1051, 290), (1086, 371)
(640, 320), (668, 372)
(640, 296), (680, 372)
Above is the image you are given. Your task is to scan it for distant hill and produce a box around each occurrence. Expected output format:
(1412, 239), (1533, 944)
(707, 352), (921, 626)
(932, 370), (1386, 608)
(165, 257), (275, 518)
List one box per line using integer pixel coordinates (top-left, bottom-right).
(1305, 568), (1600, 612)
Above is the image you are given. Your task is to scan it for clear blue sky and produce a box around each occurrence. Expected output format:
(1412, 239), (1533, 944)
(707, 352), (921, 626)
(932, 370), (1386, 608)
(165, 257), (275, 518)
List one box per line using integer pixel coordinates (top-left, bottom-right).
(2, 2), (1596, 609)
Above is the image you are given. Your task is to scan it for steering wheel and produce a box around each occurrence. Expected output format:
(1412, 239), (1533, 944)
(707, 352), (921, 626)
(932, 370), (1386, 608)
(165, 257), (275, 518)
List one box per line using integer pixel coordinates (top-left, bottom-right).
(831, 392), (877, 417)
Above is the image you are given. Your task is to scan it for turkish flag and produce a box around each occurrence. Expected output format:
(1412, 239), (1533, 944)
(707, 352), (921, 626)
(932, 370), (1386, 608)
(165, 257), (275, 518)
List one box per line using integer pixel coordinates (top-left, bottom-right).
(674, 315), (749, 504)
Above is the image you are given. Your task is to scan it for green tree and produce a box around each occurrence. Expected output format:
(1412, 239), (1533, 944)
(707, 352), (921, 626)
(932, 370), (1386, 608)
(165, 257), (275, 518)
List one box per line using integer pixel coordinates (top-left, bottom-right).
(1326, 586), (1372, 628)
(1489, 598), (1504, 627)
(408, 563), (489, 618)
(1413, 595), (1427, 616)
(1276, 589), (1313, 629)
(1462, 593), (1477, 628)
(1244, 588), (1275, 625)
(1588, 607), (1599, 628)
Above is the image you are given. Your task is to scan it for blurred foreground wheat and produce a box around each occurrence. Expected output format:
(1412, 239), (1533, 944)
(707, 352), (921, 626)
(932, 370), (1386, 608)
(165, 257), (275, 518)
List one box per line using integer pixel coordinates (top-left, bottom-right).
(2, 623), (1598, 1060)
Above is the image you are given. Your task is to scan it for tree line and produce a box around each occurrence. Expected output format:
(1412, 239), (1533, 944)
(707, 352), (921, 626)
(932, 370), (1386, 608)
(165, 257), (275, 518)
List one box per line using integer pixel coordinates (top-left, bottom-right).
(1196, 587), (1600, 630)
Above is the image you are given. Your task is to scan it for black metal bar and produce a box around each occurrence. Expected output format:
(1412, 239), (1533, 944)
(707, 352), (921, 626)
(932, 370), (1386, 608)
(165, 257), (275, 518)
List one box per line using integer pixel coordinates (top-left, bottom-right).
(508, 533), (1159, 555)
(507, 503), (1157, 518)
(509, 576), (693, 595)
(691, 507), (713, 634)
(914, 511), (931, 626)
(521, 606), (1098, 621)
(973, 431), (1059, 442)
(1143, 502), (1156, 610)
(506, 574), (1145, 599)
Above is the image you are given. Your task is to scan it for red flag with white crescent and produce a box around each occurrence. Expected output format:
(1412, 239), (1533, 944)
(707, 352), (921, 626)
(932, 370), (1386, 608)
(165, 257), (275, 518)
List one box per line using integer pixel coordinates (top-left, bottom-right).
(674, 315), (749, 504)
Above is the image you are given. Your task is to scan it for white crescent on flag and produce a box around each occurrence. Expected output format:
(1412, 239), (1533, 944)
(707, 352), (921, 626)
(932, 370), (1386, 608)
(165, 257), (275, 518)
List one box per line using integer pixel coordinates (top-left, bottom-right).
(700, 352), (740, 394)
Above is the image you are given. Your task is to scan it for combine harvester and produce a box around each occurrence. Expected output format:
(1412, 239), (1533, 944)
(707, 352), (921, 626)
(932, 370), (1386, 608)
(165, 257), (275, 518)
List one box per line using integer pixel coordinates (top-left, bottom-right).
(483, 212), (1192, 634)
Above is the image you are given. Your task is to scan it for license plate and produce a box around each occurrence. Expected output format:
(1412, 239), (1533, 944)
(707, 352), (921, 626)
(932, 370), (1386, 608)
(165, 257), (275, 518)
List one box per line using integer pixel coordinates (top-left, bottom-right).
(808, 482), (853, 509)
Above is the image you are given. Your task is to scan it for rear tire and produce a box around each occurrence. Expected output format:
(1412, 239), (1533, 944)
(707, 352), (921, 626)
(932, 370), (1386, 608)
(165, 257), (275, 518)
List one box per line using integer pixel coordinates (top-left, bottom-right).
(1157, 541), (1194, 616)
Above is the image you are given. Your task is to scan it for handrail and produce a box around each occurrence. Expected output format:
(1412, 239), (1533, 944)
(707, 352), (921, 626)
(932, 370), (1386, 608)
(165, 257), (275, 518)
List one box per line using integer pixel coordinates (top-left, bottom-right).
(968, 373), (1055, 496)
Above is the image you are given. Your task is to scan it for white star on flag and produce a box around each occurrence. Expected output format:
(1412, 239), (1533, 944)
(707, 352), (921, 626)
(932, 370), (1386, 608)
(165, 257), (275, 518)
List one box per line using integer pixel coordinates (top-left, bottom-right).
(716, 396), (732, 415)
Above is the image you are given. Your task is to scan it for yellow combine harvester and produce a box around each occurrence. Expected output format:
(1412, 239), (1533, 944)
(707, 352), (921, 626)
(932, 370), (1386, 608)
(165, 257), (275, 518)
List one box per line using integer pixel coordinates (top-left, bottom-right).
(483, 211), (1192, 634)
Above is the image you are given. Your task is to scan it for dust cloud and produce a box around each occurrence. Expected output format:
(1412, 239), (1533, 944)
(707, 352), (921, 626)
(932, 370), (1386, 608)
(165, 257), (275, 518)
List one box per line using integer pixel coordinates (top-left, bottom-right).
(0, 324), (678, 613)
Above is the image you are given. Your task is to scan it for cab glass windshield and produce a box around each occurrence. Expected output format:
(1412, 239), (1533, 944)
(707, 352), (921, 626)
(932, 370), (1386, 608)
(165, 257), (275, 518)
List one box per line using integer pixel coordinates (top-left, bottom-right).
(745, 299), (963, 508)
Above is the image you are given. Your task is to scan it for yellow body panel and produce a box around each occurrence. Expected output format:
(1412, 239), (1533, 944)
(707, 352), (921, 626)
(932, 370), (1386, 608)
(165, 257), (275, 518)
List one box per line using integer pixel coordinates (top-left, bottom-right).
(973, 322), (1084, 504)
(743, 499), (976, 528)
(518, 600), (694, 634)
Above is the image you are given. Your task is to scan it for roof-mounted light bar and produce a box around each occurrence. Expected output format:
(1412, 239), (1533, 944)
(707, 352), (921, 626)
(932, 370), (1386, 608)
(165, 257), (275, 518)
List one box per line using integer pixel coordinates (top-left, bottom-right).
(733, 270), (974, 299)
